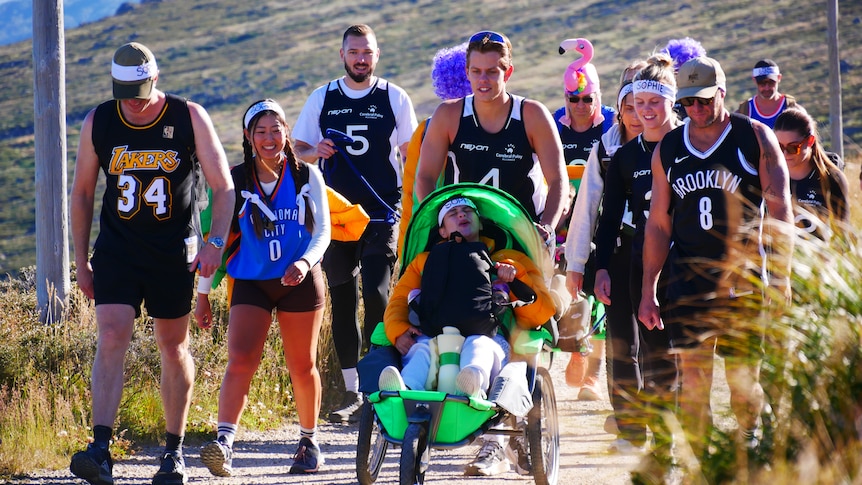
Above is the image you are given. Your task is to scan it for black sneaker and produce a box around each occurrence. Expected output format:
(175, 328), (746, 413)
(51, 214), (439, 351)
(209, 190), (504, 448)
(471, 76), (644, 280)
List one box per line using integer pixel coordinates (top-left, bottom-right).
(200, 439), (233, 477)
(70, 443), (114, 485)
(152, 451), (188, 485)
(328, 390), (363, 424)
(289, 437), (324, 474)
(504, 435), (532, 476)
(464, 440), (510, 476)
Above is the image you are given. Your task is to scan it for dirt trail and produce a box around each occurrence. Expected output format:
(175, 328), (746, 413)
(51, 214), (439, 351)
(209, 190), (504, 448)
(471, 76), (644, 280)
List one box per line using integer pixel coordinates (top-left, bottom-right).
(15, 357), (647, 485)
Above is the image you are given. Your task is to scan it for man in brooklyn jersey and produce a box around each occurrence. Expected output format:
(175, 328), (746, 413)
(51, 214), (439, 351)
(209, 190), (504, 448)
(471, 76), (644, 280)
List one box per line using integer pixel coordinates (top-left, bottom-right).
(293, 24), (417, 424)
(69, 42), (234, 485)
(415, 30), (567, 243)
(638, 56), (793, 462)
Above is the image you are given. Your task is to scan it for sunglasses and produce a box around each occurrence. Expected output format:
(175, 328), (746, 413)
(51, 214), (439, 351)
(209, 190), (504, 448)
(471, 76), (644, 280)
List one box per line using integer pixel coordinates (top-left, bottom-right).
(779, 140), (806, 155)
(469, 31), (506, 45)
(567, 95), (594, 104)
(678, 97), (715, 107)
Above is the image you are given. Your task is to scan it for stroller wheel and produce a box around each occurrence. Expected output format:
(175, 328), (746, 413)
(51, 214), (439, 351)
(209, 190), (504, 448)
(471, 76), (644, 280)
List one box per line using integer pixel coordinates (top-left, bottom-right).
(527, 367), (560, 485)
(400, 422), (428, 485)
(356, 400), (388, 484)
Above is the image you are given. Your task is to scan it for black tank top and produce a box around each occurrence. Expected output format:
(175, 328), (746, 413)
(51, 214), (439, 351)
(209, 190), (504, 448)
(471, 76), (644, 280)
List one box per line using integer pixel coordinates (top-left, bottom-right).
(318, 79), (398, 216)
(91, 94), (198, 265)
(446, 94), (546, 220)
(660, 116), (763, 299)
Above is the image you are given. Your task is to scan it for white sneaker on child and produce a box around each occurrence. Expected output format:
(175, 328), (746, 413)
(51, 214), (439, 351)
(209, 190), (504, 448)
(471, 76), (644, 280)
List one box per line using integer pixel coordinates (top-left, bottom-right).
(456, 366), (485, 398)
(378, 366), (406, 391)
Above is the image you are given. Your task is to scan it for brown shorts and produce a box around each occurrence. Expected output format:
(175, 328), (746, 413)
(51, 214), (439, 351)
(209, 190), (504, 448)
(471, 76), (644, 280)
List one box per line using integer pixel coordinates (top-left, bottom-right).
(230, 264), (325, 313)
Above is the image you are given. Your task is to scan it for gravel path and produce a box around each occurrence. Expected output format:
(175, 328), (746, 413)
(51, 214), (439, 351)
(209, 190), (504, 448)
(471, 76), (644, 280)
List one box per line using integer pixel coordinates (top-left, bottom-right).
(19, 358), (655, 484)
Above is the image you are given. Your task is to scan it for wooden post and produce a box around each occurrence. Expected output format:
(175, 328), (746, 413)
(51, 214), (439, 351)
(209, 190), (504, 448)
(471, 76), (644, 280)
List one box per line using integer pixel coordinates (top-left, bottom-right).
(33, 0), (70, 324)
(827, 0), (843, 158)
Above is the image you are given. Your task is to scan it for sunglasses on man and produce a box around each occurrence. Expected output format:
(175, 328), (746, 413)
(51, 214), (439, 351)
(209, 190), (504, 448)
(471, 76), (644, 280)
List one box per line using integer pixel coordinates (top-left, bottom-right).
(678, 97), (715, 107)
(469, 31), (506, 45)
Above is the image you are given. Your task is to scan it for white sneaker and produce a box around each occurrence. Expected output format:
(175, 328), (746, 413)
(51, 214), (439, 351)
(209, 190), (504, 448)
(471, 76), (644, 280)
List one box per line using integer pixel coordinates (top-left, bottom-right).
(456, 366), (485, 398)
(378, 366), (406, 391)
(465, 440), (510, 476)
(608, 438), (644, 455)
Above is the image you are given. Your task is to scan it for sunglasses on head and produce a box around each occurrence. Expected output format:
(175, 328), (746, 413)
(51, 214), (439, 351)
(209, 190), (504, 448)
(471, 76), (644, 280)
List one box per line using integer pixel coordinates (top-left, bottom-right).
(779, 140), (807, 155)
(678, 96), (715, 107)
(469, 31), (506, 45)
(567, 95), (594, 104)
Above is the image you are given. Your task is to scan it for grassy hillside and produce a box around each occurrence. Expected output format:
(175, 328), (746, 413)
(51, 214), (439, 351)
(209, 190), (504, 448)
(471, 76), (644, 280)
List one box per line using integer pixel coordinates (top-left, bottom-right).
(0, 0), (859, 273)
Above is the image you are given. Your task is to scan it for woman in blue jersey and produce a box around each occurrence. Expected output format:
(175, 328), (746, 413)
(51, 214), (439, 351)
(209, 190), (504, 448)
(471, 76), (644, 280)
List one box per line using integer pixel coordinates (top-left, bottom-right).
(593, 53), (681, 459)
(199, 99), (331, 476)
(773, 107), (849, 239)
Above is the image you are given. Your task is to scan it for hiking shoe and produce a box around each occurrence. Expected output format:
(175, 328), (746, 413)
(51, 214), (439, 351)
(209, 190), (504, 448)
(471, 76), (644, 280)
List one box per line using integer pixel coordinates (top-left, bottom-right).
(70, 443), (114, 485)
(504, 435), (532, 476)
(565, 352), (587, 387)
(456, 366), (485, 398)
(152, 451), (188, 485)
(328, 390), (363, 424)
(200, 439), (233, 477)
(465, 440), (509, 476)
(378, 366), (406, 391)
(608, 438), (645, 455)
(578, 376), (601, 401)
(289, 437), (324, 474)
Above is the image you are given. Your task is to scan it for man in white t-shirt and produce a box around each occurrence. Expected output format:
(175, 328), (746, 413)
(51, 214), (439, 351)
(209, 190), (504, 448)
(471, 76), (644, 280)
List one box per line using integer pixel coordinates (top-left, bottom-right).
(293, 23), (418, 424)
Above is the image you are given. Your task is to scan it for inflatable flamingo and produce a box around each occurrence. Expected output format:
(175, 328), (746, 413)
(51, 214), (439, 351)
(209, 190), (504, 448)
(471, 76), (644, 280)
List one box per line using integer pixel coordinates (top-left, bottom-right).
(559, 38), (595, 94)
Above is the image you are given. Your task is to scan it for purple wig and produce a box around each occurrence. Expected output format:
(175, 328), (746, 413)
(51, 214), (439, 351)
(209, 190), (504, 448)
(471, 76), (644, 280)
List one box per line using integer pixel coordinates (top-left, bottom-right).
(431, 42), (472, 101)
(662, 37), (707, 71)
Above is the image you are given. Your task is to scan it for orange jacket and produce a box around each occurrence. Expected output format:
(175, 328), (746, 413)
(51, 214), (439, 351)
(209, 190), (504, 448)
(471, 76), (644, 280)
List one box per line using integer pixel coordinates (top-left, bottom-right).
(384, 238), (556, 344)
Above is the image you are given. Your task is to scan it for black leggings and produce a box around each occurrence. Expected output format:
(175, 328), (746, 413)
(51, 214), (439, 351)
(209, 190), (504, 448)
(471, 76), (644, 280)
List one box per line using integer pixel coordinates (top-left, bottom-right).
(604, 236), (646, 445)
(329, 253), (394, 369)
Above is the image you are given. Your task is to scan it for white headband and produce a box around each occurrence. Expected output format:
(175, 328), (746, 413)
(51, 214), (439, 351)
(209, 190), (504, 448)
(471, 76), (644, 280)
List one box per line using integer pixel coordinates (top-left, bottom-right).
(244, 100), (286, 129)
(438, 197), (478, 226)
(617, 83), (634, 110)
(111, 60), (158, 82)
(752, 66), (779, 78)
(632, 79), (676, 102)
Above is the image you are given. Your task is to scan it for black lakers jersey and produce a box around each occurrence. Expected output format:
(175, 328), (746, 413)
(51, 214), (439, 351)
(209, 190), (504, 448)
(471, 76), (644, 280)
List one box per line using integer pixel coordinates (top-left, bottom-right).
(446, 94), (546, 220)
(91, 94), (199, 265)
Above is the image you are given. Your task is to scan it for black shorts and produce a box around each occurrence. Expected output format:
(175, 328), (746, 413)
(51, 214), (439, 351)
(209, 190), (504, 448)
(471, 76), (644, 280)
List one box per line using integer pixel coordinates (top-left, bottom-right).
(664, 294), (764, 359)
(231, 264), (325, 312)
(91, 249), (194, 319)
(321, 221), (397, 287)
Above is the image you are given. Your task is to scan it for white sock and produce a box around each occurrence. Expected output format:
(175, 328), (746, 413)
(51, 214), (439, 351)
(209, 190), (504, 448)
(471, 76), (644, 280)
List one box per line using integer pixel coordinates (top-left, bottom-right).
(300, 426), (318, 446)
(342, 368), (359, 393)
(217, 422), (237, 448)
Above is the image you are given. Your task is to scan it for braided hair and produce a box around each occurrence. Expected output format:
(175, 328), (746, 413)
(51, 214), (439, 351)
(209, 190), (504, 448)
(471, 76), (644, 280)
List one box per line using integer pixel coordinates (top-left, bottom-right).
(241, 98), (313, 238)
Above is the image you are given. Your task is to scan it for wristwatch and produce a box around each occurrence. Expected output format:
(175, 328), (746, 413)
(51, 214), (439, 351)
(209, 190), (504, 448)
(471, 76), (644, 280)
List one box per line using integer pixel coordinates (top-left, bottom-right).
(207, 237), (225, 250)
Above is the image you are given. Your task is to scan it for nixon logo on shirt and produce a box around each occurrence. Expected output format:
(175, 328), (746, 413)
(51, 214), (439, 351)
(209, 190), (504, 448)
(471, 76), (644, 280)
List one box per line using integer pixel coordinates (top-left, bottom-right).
(108, 146), (180, 174)
(671, 169), (743, 199)
(460, 143), (489, 152)
(327, 108), (353, 116)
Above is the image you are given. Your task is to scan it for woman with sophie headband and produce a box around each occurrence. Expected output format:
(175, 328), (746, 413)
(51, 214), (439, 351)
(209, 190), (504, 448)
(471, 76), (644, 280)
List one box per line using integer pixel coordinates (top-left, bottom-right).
(198, 99), (331, 476)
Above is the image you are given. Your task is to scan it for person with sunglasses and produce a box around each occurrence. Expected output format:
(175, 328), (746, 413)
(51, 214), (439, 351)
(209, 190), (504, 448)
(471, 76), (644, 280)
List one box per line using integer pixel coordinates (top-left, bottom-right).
(198, 99), (331, 476)
(639, 56), (794, 464)
(773, 107), (849, 239)
(292, 24), (418, 425)
(551, 40), (615, 404)
(415, 30), (567, 245)
(592, 53), (681, 465)
(737, 59), (799, 129)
